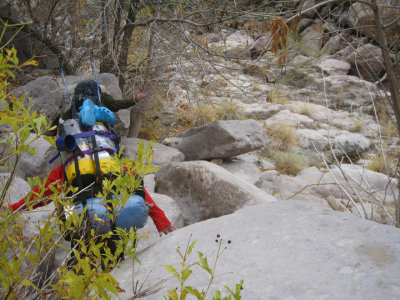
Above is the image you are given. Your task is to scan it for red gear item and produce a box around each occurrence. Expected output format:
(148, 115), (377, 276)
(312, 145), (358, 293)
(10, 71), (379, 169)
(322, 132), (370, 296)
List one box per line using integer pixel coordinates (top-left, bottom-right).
(10, 164), (171, 233)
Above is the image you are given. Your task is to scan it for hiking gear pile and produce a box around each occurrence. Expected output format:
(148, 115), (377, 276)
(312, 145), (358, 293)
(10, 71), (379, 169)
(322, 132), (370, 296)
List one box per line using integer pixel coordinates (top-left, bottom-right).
(55, 79), (148, 236)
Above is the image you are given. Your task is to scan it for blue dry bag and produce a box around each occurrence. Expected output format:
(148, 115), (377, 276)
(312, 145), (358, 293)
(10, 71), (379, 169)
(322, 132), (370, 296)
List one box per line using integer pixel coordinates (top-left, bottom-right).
(73, 194), (150, 234)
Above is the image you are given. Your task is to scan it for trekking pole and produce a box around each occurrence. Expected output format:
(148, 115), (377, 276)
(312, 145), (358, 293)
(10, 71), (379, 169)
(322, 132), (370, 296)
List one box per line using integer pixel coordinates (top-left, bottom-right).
(92, 56), (102, 104)
(61, 67), (72, 104)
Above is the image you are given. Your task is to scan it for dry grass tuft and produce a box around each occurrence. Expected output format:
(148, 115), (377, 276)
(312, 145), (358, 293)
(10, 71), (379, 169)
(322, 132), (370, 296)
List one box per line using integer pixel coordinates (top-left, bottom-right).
(216, 99), (245, 120)
(176, 103), (217, 128)
(297, 103), (315, 118)
(366, 152), (398, 177)
(273, 150), (307, 176)
(349, 119), (365, 133)
(268, 124), (299, 151)
(380, 119), (399, 138)
(266, 88), (288, 104)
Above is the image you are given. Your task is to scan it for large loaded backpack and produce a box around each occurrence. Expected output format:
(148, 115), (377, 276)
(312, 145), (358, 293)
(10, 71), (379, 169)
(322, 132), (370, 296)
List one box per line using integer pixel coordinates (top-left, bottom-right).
(54, 79), (149, 240)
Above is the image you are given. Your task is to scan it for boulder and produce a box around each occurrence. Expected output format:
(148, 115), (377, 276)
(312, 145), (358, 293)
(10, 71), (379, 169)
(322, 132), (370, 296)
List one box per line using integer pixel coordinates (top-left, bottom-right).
(122, 137), (185, 166)
(16, 134), (58, 180)
(300, 0), (317, 18)
(298, 23), (324, 57)
(321, 34), (348, 56)
(300, 164), (397, 223)
(255, 169), (327, 203)
(347, 1), (400, 48)
(11, 76), (62, 125)
(143, 174), (156, 193)
(242, 103), (283, 120)
(318, 58), (351, 76)
(315, 164), (397, 203)
(298, 18), (314, 31)
(346, 43), (385, 82)
(221, 158), (262, 185)
(212, 30), (253, 59)
(264, 109), (318, 130)
(284, 102), (379, 138)
(311, 74), (381, 111)
(113, 200), (400, 300)
(250, 32), (272, 59)
(0, 174), (31, 204)
(163, 120), (267, 161)
(297, 127), (371, 158)
(154, 160), (276, 225)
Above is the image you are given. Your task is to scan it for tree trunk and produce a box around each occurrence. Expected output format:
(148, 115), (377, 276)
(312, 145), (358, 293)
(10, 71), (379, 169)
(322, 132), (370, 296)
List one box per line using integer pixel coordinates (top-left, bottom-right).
(127, 3), (158, 138)
(370, 0), (400, 227)
(117, 0), (138, 90)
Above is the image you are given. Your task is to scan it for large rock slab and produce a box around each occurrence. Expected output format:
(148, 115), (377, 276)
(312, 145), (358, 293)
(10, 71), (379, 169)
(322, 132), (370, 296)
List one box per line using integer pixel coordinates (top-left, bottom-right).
(154, 160), (276, 225)
(122, 137), (185, 166)
(136, 193), (184, 250)
(113, 200), (400, 300)
(347, 1), (400, 48)
(163, 120), (267, 161)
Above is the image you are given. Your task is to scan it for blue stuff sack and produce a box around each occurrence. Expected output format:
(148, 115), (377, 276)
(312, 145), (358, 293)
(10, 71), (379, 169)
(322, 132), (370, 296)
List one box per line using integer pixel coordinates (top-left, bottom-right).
(115, 194), (150, 230)
(73, 194), (150, 234)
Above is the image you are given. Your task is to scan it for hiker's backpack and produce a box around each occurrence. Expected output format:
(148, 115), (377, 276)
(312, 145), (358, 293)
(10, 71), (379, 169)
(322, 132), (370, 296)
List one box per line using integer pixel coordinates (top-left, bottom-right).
(55, 79), (149, 238)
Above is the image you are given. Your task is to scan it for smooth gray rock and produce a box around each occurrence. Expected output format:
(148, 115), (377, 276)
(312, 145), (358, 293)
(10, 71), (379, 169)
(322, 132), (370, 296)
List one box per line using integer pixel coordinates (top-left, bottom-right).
(319, 58), (351, 76)
(136, 193), (184, 251)
(250, 32), (272, 59)
(11, 76), (62, 124)
(163, 120), (267, 161)
(300, 0), (317, 18)
(346, 43), (385, 82)
(122, 137), (185, 166)
(297, 127), (371, 158)
(221, 158), (262, 185)
(0, 174), (31, 205)
(143, 174), (156, 193)
(16, 134), (58, 180)
(155, 160), (276, 225)
(298, 23), (323, 57)
(212, 30), (253, 59)
(113, 200), (400, 300)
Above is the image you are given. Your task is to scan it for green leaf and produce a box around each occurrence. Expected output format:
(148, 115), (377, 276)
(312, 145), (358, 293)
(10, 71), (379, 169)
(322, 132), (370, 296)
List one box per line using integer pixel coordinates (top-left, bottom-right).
(184, 286), (204, 299)
(187, 240), (197, 256)
(198, 252), (212, 275)
(165, 264), (180, 280)
(181, 267), (192, 282)
(167, 288), (179, 300)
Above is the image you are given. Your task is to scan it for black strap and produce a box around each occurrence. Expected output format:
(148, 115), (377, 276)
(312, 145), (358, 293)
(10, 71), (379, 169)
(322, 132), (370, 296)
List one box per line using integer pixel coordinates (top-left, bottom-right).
(91, 135), (104, 186)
